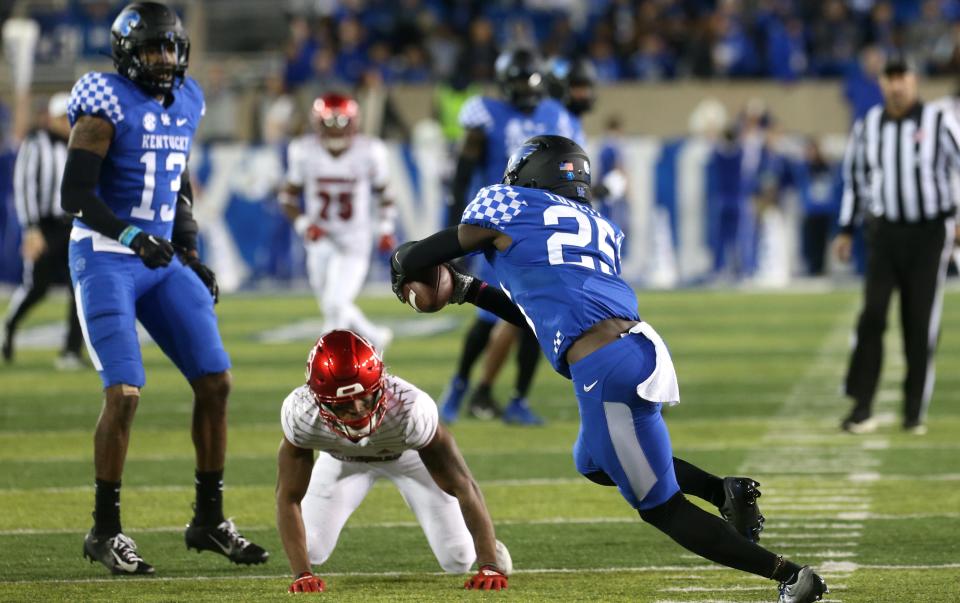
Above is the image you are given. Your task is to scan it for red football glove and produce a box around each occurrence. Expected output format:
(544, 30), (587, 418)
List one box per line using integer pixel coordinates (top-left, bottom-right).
(305, 224), (327, 242)
(464, 565), (508, 591)
(289, 572), (325, 593)
(377, 233), (396, 254)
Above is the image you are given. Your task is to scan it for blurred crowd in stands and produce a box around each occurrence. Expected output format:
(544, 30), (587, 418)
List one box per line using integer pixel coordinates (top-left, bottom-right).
(23, 0), (960, 85)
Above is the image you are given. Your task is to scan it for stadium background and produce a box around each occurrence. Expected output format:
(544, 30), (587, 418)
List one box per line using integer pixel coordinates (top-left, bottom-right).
(1, 1), (960, 602)
(6, 0), (960, 290)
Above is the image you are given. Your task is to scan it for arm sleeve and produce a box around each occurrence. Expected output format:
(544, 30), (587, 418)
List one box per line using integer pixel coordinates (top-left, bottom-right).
(172, 169), (199, 253)
(60, 148), (129, 240)
(938, 105), (960, 171)
(12, 136), (38, 228)
(460, 185), (524, 232)
(67, 72), (125, 128)
(458, 96), (493, 131)
(470, 282), (530, 329)
(838, 118), (866, 233)
(285, 138), (305, 187)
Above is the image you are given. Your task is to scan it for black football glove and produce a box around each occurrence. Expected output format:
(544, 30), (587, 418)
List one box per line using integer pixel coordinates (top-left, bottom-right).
(390, 241), (418, 302)
(129, 232), (174, 269)
(181, 253), (220, 304)
(445, 262), (479, 305)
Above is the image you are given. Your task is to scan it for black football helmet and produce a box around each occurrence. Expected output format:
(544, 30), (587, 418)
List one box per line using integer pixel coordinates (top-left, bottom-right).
(111, 2), (189, 96)
(502, 135), (591, 204)
(495, 48), (544, 113)
(545, 56), (597, 116)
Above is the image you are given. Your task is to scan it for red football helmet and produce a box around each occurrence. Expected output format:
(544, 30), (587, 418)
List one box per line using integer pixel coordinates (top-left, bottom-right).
(311, 93), (359, 153)
(305, 330), (386, 441)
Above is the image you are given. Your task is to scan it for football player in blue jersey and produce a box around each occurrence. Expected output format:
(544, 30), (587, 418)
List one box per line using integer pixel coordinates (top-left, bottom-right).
(440, 48), (583, 425)
(392, 135), (829, 603)
(60, 2), (267, 574)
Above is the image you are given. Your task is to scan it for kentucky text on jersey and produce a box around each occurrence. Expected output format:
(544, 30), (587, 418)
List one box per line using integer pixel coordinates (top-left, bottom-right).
(67, 70), (204, 242)
(141, 134), (190, 151)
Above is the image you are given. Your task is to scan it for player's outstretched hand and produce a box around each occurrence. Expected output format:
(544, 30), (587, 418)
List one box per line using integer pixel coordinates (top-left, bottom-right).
(129, 231), (174, 269)
(389, 241), (417, 302)
(289, 572), (325, 593)
(182, 255), (220, 304)
(464, 565), (508, 591)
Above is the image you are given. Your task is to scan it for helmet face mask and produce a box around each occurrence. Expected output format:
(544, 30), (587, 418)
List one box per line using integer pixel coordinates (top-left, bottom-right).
(305, 330), (386, 442)
(545, 56), (597, 117)
(112, 2), (189, 96)
(496, 49), (544, 113)
(312, 93), (359, 153)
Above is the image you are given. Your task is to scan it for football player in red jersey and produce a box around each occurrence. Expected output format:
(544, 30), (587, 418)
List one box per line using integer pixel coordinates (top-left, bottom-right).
(277, 330), (510, 593)
(279, 94), (396, 351)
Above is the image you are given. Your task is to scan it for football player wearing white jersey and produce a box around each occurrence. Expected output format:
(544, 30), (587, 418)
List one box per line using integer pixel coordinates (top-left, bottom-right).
(281, 94), (396, 350)
(276, 330), (510, 593)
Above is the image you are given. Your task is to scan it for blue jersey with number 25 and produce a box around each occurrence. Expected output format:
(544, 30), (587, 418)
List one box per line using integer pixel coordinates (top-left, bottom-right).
(67, 71), (204, 242)
(461, 185), (640, 378)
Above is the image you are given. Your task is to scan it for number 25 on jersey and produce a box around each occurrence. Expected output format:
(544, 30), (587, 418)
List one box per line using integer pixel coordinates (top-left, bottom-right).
(543, 201), (621, 275)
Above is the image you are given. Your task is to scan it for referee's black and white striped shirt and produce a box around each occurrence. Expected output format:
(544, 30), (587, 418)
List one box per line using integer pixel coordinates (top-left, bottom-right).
(12, 129), (68, 228)
(839, 101), (960, 232)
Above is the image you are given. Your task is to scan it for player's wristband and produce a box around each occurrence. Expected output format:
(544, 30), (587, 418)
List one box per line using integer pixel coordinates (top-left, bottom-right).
(293, 214), (311, 237)
(118, 225), (143, 247)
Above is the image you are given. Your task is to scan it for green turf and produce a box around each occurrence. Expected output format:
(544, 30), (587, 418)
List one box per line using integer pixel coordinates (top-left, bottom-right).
(1, 288), (958, 602)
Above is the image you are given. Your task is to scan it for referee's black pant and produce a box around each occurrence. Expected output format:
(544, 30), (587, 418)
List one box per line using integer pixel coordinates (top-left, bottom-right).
(2, 219), (82, 358)
(845, 217), (955, 425)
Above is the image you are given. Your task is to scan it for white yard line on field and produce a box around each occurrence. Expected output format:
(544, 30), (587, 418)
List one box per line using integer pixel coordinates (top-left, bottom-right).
(2, 563), (957, 586)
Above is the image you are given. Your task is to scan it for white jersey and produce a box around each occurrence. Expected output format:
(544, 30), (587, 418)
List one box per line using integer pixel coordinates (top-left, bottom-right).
(281, 373), (438, 460)
(285, 134), (390, 249)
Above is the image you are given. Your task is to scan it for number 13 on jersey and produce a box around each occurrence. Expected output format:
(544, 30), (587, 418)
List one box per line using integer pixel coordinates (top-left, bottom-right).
(130, 151), (186, 222)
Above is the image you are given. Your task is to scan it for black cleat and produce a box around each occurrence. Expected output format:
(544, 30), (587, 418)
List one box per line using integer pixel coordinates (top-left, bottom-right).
(778, 566), (828, 603)
(185, 518), (268, 565)
(467, 388), (502, 420)
(719, 477), (765, 542)
(83, 530), (155, 575)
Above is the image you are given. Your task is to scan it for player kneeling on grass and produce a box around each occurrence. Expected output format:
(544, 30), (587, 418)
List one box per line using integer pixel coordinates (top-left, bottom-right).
(276, 330), (510, 593)
(391, 135), (829, 603)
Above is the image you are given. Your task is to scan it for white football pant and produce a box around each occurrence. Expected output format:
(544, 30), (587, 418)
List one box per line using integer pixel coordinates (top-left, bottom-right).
(305, 239), (389, 348)
(300, 449), (476, 573)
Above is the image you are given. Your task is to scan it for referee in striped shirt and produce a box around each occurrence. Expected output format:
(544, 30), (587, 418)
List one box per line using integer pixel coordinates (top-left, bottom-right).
(1, 93), (84, 369)
(833, 54), (960, 435)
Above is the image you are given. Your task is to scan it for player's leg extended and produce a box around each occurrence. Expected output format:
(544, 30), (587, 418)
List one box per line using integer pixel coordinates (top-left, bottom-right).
(503, 326), (544, 425)
(322, 245), (390, 348)
(300, 454), (376, 565)
(569, 332), (822, 595)
(306, 239), (334, 318)
(382, 451), (476, 573)
(439, 314), (497, 423)
(72, 244), (153, 574)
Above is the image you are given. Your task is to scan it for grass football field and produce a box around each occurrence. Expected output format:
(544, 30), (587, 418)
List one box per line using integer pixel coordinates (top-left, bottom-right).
(0, 288), (958, 602)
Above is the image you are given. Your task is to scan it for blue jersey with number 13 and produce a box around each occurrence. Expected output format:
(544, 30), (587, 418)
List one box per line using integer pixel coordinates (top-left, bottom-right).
(67, 71), (204, 242)
(461, 185), (640, 378)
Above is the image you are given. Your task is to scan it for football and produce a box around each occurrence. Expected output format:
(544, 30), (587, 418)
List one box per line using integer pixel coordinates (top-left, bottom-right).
(402, 264), (453, 313)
